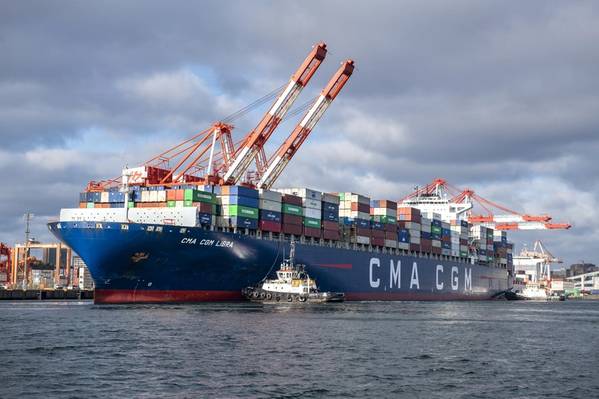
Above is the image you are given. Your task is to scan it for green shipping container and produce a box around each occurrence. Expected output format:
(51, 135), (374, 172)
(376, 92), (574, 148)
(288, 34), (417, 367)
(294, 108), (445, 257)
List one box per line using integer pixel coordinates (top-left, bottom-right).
(282, 204), (303, 216)
(372, 215), (397, 224)
(193, 190), (215, 203)
(128, 201), (135, 208)
(184, 200), (194, 207)
(338, 192), (345, 200)
(167, 200), (176, 208)
(304, 217), (321, 228)
(229, 205), (259, 219)
(87, 202), (95, 208)
(460, 251), (468, 257)
(431, 226), (442, 235)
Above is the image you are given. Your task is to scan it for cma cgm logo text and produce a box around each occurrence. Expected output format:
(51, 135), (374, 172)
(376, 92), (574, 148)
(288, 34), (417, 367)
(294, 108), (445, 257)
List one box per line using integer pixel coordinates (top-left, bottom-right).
(369, 258), (472, 291)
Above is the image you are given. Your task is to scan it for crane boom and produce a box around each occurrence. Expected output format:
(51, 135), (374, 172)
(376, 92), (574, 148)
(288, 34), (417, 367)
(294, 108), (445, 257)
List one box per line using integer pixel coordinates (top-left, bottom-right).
(257, 59), (355, 189)
(222, 42), (328, 184)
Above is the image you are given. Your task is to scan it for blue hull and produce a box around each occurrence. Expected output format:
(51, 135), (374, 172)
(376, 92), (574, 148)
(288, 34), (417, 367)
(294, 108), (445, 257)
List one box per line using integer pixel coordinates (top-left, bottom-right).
(48, 221), (508, 303)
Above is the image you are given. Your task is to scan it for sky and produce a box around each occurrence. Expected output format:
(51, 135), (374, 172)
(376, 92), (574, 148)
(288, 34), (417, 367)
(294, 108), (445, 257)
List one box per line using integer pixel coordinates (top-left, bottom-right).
(1, 0), (598, 267)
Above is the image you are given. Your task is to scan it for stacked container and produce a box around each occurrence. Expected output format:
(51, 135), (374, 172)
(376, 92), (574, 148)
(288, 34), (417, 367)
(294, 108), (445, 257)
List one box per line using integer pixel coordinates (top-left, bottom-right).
(258, 189), (282, 233)
(280, 194), (303, 236)
(371, 200), (397, 248)
(469, 225), (495, 262)
(218, 186), (259, 229)
(450, 220), (469, 257)
(339, 192), (371, 245)
(321, 193), (340, 241)
(398, 207), (421, 252)
(440, 221), (451, 256)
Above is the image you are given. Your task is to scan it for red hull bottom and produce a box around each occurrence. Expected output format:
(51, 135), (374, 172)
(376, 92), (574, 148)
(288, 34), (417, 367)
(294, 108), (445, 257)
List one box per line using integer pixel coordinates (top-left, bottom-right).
(94, 289), (243, 304)
(95, 289), (493, 304)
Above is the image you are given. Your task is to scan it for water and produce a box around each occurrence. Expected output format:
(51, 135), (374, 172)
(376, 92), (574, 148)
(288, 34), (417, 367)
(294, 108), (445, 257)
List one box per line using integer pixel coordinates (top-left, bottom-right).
(0, 301), (598, 398)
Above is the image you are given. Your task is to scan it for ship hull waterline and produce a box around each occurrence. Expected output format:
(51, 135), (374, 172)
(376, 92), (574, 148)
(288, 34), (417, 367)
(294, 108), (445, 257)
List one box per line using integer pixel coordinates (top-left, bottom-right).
(48, 221), (509, 304)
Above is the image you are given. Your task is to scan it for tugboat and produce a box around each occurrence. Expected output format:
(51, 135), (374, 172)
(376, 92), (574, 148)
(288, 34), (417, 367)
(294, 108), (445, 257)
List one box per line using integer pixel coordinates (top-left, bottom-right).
(242, 241), (344, 303)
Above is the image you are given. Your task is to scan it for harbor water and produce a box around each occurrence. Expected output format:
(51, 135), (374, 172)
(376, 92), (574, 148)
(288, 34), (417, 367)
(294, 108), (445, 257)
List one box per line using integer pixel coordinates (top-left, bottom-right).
(1, 300), (598, 398)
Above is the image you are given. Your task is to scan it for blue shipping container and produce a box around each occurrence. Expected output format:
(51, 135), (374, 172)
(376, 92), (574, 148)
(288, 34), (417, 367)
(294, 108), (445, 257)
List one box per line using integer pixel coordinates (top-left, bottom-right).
(322, 210), (339, 222)
(398, 229), (410, 243)
(322, 202), (339, 213)
(370, 200), (380, 208)
(354, 218), (370, 229)
(259, 210), (282, 223)
(442, 228), (451, 236)
(432, 233), (441, 240)
(198, 212), (212, 225)
(421, 231), (432, 240)
(442, 242), (451, 249)
(226, 216), (258, 229)
(225, 195), (259, 208)
(432, 219), (442, 227)
(371, 221), (384, 230)
(227, 186), (258, 199)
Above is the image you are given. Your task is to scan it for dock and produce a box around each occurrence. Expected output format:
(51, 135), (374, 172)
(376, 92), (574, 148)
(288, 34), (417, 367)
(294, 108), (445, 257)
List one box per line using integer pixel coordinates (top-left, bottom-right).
(0, 289), (94, 300)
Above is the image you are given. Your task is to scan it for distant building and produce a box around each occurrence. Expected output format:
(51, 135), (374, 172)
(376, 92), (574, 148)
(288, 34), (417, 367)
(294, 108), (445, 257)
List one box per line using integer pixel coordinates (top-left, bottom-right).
(567, 263), (597, 277)
(73, 256), (94, 290)
(566, 271), (599, 293)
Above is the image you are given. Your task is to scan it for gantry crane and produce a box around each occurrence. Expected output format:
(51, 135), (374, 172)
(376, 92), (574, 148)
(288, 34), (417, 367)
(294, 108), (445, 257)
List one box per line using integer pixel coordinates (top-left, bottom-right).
(85, 43), (354, 192)
(400, 178), (572, 230)
(222, 42), (328, 185)
(257, 59), (355, 189)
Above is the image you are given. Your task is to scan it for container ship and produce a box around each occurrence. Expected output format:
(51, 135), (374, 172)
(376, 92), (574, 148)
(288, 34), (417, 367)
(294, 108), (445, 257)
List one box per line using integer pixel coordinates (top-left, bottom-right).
(47, 43), (512, 303)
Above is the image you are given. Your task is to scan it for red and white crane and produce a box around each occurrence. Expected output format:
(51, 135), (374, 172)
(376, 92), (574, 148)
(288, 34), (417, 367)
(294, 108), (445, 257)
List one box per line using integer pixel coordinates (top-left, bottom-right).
(222, 42), (328, 185)
(257, 59), (355, 189)
(400, 178), (572, 231)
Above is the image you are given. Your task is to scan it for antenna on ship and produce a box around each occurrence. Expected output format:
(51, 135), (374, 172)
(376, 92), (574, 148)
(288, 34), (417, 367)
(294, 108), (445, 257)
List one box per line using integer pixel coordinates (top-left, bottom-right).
(290, 239), (296, 267)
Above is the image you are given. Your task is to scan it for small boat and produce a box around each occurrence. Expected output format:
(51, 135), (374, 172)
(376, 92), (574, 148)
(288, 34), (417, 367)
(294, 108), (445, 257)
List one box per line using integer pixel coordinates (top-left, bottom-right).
(242, 241), (344, 303)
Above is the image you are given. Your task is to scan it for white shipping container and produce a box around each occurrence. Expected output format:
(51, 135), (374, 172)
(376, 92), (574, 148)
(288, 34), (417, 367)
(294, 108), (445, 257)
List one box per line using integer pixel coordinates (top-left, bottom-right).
(421, 217), (432, 226)
(157, 190), (166, 202)
(101, 192), (110, 203)
(288, 188), (322, 201)
(347, 193), (369, 205)
(175, 201), (184, 207)
(354, 235), (370, 245)
(303, 198), (322, 210)
(441, 221), (450, 229)
(384, 239), (398, 248)
(321, 193), (340, 205)
(410, 236), (421, 244)
(403, 222), (421, 230)
(141, 190), (150, 202)
(421, 224), (432, 233)
(59, 208), (128, 223)
(398, 242), (410, 250)
(408, 229), (421, 237)
(432, 240), (441, 248)
(129, 207), (198, 227)
(259, 189), (282, 202)
(149, 191), (158, 202)
(304, 208), (322, 219)
(372, 208), (397, 217)
(460, 245), (468, 252)
(259, 199), (281, 212)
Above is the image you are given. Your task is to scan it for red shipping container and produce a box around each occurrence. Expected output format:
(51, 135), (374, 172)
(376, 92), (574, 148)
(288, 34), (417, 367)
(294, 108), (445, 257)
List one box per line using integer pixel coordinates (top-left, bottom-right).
(194, 202), (213, 214)
(322, 220), (339, 230)
(282, 224), (302, 235)
(323, 229), (340, 240)
(384, 223), (397, 233)
(304, 227), (322, 238)
(371, 229), (385, 239)
(175, 189), (184, 201)
(409, 244), (421, 252)
(398, 206), (421, 217)
(371, 237), (384, 247)
(380, 200), (397, 209)
(355, 227), (371, 237)
(79, 202), (86, 208)
(260, 220), (282, 233)
(385, 231), (397, 240)
(166, 190), (177, 201)
(460, 239), (468, 245)
(282, 214), (302, 225)
(282, 194), (302, 206)
(351, 202), (370, 213)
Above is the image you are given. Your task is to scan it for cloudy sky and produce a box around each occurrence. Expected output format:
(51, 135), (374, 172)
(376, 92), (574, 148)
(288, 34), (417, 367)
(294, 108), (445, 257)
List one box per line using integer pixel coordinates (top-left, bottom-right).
(1, 1), (598, 267)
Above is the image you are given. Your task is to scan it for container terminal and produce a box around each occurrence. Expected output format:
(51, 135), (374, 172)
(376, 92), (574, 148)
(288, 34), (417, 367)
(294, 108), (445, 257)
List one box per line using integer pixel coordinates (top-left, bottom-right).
(8, 43), (575, 303)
